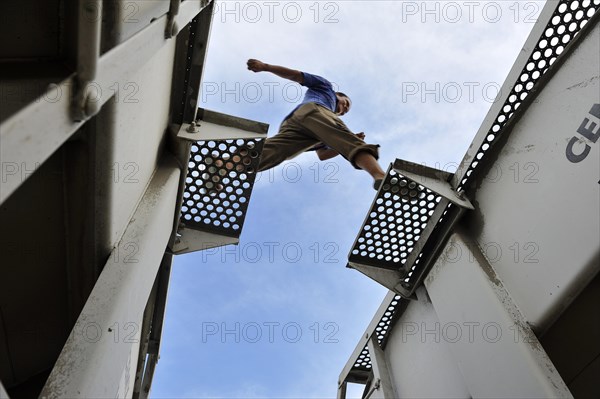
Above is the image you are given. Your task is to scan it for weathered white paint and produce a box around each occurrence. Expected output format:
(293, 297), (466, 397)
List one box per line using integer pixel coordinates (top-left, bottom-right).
(101, 39), (177, 247)
(384, 291), (470, 398)
(116, 331), (142, 399)
(473, 23), (600, 333)
(340, 4), (598, 398)
(425, 232), (572, 398)
(40, 158), (180, 398)
(367, 336), (396, 399)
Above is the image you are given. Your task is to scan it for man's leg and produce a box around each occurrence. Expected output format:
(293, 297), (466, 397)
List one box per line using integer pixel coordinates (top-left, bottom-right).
(354, 151), (386, 181)
(292, 104), (386, 184)
(257, 121), (318, 172)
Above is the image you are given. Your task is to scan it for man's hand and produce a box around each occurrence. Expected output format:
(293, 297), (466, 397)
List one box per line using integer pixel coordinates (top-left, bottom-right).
(247, 59), (303, 84)
(247, 59), (268, 73)
(356, 132), (366, 141)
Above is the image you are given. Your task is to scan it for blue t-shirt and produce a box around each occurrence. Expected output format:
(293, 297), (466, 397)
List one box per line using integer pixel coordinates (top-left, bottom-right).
(283, 72), (337, 121)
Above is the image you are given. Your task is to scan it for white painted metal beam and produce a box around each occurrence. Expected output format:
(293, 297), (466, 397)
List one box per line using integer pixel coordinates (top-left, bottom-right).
(0, 0), (210, 205)
(40, 156), (181, 398)
(424, 231), (572, 398)
(171, 228), (239, 255)
(0, 380), (8, 399)
(451, 0), (560, 188)
(366, 336), (396, 399)
(338, 291), (399, 387)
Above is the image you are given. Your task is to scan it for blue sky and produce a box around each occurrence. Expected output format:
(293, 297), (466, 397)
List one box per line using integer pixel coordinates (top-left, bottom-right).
(152, 1), (544, 397)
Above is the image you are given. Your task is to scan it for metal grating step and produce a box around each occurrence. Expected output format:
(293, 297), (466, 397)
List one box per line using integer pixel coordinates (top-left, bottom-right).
(181, 138), (264, 237)
(348, 159), (473, 298)
(171, 109), (268, 255)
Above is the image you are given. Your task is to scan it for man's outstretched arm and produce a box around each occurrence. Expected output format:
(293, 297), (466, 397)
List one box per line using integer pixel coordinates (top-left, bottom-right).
(247, 59), (303, 84)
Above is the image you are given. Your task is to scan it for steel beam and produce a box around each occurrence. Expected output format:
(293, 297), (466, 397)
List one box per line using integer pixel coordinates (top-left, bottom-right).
(182, 1), (214, 124)
(452, 2), (599, 189)
(336, 382), (347, 399)
(451, 0), (558, 188)
(132, 273), (158, 398)
(0, 0), (211, 205)
(346, 263), (407, 296)
(171, 229), (239, 255)
(0, 380), (8, 399)
(366, 336), (396, 399)
(138, 354), (158, 399)
(424, 230), (572, 398)
(338, 291), (401, 387)
(40, 156), (181, 398)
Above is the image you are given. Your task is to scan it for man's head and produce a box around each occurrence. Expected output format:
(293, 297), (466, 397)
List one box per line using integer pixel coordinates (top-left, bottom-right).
(335, 92), (351, 116)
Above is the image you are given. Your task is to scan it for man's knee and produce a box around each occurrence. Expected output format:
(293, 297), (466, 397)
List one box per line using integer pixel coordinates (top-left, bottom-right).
(349, 144), (380, 169)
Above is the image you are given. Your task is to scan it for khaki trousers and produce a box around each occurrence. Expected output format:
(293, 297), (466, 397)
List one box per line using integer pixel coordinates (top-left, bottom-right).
(258, 103), (380, 172)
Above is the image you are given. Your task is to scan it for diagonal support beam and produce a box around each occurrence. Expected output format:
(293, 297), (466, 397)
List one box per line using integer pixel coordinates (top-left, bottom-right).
(424, 230), (572, 398)
(366, 335), (396, 398)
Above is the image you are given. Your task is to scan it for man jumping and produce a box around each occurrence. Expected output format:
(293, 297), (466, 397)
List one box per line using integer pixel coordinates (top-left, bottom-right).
(247, 59), (387, 190)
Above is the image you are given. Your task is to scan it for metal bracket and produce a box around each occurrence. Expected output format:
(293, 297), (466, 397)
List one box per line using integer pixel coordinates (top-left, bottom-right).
(72, 0), (102, 122)
(348, 158), (473, 298)
(170, 225), (239, 255)
(165, 0), (181, 39)
(393, 159), (473, 209)
(177, 108), (269, 142)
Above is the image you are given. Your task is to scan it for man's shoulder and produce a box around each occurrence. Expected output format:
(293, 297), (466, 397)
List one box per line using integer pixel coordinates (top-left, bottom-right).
(302, 72), (332, 89)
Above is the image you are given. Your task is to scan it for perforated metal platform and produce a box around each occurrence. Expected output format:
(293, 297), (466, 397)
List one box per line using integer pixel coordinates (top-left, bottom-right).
(352, 294), (404, 373)
(181, 138), (264, 237)
(172, 109), (268, 254)
(348, 159), (473, 298)
(350, 170), (441, 270)
(456, 0), (600, 190)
